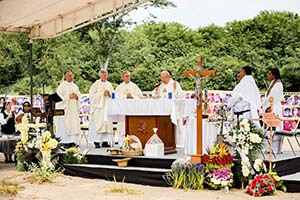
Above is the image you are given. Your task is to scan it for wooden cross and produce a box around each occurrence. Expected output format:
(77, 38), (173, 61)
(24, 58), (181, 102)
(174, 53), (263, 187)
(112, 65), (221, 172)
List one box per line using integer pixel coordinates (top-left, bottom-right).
(182, 56), (216, 162)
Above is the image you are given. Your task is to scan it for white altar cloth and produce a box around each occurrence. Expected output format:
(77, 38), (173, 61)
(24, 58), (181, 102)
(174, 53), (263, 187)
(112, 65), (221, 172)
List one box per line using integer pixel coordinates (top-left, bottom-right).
(104, 99), (218, 155)
(105, 99), (196, 125)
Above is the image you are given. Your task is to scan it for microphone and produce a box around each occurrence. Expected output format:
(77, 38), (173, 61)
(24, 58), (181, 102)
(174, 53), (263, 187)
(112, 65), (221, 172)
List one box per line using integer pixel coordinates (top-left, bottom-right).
(154, 83), (161, 89)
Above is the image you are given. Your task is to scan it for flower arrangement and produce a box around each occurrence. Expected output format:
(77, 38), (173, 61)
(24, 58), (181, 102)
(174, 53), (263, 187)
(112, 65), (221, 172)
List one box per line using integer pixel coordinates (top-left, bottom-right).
(164, 158), (205, 190)
(247, 159), (286, 197)
(203, 143), (234, 170)
(203, 143), (234, 190)
(15, 116), (60, 171)
(63, 147), (88, 164)
(224, 119), (265, 184)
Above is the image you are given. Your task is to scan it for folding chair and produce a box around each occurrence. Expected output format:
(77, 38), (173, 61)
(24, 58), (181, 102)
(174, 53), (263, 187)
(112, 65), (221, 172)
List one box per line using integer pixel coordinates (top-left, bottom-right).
(79, 125), (89, 145)
(274, 118), (300, 156)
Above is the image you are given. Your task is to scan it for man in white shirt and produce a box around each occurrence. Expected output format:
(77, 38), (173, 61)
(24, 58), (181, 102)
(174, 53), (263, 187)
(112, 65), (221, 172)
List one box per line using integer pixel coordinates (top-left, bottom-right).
(55, 70), (81, 146)
(89, 69), (114, 148)
(115, 71), (143, 147)
(229, 66), (261, 125)
(152, 71), (185, 99)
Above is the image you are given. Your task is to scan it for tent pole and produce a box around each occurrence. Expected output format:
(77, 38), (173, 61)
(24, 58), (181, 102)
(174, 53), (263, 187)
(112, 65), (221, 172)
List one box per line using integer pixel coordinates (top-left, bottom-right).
(29, 36), (33, 107)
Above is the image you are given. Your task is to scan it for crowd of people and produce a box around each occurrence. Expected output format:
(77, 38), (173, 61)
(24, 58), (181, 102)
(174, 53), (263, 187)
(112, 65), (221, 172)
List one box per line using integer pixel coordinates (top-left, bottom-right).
(0, 66), (299, 160)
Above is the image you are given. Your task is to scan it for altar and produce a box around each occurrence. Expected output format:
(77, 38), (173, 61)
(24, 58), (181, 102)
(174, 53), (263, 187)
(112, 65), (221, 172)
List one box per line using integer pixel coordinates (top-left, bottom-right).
(105, 99), (195, 152)
(104, 98), (219, 155)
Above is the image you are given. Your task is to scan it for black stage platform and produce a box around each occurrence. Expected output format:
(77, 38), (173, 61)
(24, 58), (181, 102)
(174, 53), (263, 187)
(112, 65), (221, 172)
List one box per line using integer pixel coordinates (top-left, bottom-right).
(60, 145), (300, 191)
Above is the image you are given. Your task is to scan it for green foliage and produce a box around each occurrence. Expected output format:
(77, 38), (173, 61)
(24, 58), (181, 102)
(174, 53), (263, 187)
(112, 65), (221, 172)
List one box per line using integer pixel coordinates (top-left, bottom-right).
(164, 160), (205, 190)
(28, 162), (61, 184)
(0, 11), (299, 94)
(63, 147), (87, 165)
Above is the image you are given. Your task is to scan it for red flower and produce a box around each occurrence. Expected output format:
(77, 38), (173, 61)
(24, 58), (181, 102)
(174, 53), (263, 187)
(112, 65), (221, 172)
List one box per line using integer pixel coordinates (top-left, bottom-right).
(251, 182), (256, 189)
(254, 192), (258, 196)
(260, 180), (265, 187)
(267, 184), (273, 192)
(263, 175), (269, 179)
(248, 190), (253, 195)
(259, 188), (264, 194)
(256, 175), (262, 180)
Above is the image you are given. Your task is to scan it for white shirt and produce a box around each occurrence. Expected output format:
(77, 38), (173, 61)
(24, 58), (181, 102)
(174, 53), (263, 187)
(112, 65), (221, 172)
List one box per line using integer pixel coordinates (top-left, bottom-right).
(0, 110), (12, 125)
(229, 75), (261, 119)
(262, 80), (284, 117)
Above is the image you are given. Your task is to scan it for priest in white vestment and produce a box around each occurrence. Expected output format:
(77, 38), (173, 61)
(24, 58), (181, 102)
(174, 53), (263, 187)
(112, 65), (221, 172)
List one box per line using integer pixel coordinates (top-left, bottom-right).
(89, 69), (114, 148)
(151, 71), (185, 99)
(152, 71), (186, 147)
(262, 68), (284, 153)
(229, 66), (261, 125)
(55, 70), (81, 144)
(115, 71), (143, 147)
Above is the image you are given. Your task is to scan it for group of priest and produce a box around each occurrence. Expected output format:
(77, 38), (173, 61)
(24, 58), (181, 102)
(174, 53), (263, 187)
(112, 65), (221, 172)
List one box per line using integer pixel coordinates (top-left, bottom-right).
(54, 66), (284, 153)
(54, 69), (185, 148)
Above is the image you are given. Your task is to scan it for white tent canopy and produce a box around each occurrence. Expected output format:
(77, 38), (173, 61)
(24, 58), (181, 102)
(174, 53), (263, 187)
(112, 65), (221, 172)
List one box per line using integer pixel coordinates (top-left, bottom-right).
(0, 0), (149, 39)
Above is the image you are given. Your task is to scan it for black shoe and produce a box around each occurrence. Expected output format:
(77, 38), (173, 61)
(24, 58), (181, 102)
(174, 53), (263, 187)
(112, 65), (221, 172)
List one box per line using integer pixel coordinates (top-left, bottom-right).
(4, 160), (9, 163)
(101, 141), (111, 148)
(94, 142), (101, 148)
(8, 160), (14, 163)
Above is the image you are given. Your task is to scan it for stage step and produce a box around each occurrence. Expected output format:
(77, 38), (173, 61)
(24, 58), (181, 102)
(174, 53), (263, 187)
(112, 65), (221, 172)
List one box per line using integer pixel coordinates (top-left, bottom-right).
(64, 164), (171, 187)
(85, 154), (175, 169)
(263, 154), (300, 176)
(281, 172), (300, 192)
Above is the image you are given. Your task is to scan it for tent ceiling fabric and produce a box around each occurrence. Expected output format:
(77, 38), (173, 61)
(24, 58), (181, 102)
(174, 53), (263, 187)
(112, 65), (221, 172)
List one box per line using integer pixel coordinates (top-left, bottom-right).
(0, 0), (149, 39)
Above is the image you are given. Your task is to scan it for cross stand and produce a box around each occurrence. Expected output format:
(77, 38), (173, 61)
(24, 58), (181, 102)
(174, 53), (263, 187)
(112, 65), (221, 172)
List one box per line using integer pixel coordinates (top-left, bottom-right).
(182, 57), (216, 163)
(252, 97), (280, 171)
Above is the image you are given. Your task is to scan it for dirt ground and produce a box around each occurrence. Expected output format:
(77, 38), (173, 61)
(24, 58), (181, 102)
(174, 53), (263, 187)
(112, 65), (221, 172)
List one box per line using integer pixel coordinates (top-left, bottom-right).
(0, 161), (299, 200)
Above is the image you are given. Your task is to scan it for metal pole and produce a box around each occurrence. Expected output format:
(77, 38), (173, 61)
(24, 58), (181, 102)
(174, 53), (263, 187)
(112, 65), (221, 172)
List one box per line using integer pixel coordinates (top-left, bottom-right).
(29, 37), (33, 107)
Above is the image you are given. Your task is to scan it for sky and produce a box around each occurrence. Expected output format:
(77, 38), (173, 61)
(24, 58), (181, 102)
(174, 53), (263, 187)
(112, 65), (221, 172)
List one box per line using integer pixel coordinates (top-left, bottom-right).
(127, 0), (300, 29)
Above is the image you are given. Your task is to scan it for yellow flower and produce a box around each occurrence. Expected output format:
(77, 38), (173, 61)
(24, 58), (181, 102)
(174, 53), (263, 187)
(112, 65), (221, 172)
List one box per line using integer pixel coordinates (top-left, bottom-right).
(43, 131), (51, 142)
(42, 143), (51, 152)
(66, 147), (78, 154)
(48, 139), (58, 149)
(21, 130), (29, 143)
(21, 116), (29, 124)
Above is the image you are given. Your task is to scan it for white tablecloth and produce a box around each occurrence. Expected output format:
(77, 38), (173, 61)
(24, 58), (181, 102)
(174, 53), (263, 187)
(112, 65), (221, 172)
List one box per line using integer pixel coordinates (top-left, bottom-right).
(105, 99), (196, 125)
(184, 119), (219, 155)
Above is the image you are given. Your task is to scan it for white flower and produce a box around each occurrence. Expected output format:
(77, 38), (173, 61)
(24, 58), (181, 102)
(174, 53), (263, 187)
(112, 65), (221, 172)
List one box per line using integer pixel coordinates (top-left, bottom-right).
(254, 158), (266, 172)
(48, 138), (58, 149)
(28, 142), (34, 148)
(240, 119), (250, 132)
(249, 133), (262, 143)
(221, 180), (228, 186)
(242, 162), (250, 177)
(242, 147), (249, 155)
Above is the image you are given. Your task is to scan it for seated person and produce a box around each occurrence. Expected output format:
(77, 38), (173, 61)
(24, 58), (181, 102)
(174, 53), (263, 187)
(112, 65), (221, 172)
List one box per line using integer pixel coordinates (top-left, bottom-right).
(16, 101), (32, 123)
(0, 102), (17, 163)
